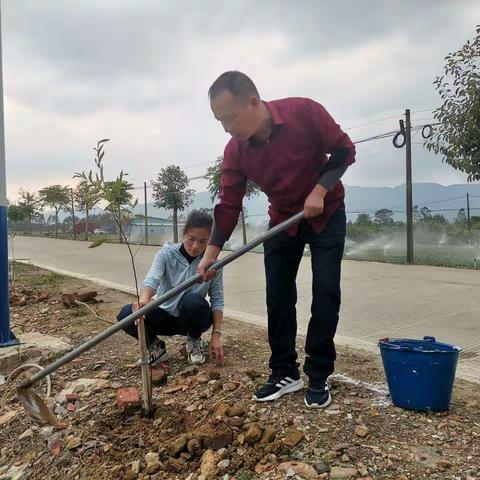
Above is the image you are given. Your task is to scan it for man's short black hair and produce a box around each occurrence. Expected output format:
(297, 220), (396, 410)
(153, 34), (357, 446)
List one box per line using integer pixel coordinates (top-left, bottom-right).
(208, 71), (260, 102)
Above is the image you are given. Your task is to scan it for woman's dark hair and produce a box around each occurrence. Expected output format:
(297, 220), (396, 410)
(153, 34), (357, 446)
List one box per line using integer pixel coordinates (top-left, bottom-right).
(183, 210), (213, 235)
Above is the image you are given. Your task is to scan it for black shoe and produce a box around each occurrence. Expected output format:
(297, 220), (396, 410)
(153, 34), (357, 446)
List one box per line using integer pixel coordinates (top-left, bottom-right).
(253, 374), (304, 402)
(137, 338), (168, 367)
(304, 380), (332, 408)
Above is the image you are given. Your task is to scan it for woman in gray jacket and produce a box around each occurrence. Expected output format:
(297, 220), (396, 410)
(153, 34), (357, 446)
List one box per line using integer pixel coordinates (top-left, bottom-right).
(117, 210), (224, 366)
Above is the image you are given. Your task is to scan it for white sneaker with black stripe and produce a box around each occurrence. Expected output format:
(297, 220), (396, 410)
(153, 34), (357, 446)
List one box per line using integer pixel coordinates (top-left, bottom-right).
(253, 375), (304, 402)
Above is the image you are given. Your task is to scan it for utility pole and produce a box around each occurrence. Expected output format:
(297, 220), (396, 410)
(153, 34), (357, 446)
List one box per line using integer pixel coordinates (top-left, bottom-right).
(0, 5), (18, 347)
(467, 193), (471, 238)
(71, 188), (76, 240)
(144, 182), (148, 245)
(405, 109), (414, 264)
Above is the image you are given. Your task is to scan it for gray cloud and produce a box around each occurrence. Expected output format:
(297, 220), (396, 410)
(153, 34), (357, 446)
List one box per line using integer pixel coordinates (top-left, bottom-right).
(3, 0), (479, 199)
(5, 0), (477, 114)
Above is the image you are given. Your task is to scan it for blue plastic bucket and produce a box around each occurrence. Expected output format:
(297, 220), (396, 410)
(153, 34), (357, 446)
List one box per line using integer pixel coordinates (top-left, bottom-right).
(378, 336), (462, 411)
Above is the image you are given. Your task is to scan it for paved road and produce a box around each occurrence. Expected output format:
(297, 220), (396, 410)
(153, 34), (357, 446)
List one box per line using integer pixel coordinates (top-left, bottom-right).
(11, 236), (480, 382)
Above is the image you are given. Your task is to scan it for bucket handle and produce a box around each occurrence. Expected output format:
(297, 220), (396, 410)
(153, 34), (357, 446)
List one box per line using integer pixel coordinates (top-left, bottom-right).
(378, 337), (412, 351)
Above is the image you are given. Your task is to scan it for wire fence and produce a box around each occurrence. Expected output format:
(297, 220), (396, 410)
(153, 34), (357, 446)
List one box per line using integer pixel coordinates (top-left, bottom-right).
(8, 197), (480, 270)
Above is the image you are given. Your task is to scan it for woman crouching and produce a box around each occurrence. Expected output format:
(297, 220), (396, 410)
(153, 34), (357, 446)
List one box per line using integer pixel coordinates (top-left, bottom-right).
(116, 210), (224, 365)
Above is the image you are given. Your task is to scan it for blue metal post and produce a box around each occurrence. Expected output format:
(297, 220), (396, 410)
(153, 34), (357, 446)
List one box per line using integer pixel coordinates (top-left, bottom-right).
(0, 4), (18, 347)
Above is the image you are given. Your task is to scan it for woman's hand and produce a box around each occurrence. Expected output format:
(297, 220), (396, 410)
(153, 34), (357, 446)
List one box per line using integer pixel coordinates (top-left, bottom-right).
(132, 300), (148, 312)
(132, 300), (150, 325)
(208, 333), (224, 363)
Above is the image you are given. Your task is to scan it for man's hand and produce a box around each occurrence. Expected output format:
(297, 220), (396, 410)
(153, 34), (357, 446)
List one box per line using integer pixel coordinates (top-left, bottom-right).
(304, 184), (327, 218)
(208, 334), (224, 363)
(197, 245), (221, 281)
(197, 257), (217, 281)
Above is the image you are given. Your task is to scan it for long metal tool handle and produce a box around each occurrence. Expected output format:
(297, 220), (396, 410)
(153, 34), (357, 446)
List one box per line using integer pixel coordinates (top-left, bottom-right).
(19, 211), (304, 389)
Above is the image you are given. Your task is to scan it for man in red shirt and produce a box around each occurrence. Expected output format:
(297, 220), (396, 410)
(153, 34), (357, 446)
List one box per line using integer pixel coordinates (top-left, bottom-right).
(198, 71), (355, 408)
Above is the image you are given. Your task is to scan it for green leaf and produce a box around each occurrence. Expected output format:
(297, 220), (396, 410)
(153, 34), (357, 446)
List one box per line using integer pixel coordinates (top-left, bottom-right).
(88, 239), (107, 249)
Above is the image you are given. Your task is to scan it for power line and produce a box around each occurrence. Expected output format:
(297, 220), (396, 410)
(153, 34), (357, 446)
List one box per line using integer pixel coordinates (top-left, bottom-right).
(141, 160), (217, 181)
(133, 123), (433, 189)
(416, 195), (467, 206)
(246, 206), (480, 217)
(345, 113), (401, 131)
(352, 129), (399, 145)
(355, 148), (392, 158)
(347, 206), (480, 215)
(133, 115), (441, 182)
(133, 173), (206, 189)
(347, 210), (406, 214)
(132, 118), (442, 191)
(344, 107), (437, 131)
(411, 117), (436, 122)
(411, 107), (437, 114)
(352, 122), (435, 145)
(363, 194), (474, 213)
(184, 161), (216, 169)
(430, 207), (480, 213)
(133, 114), (441, 188)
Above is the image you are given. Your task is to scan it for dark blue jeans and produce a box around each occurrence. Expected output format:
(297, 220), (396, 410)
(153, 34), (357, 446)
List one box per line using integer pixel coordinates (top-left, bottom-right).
(116, 293), (212, 346)
(263, 207), (346, 384)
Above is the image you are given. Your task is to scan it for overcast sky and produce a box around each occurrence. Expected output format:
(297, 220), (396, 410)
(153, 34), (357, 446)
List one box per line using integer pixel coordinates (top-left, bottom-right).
(3, 0), (479, 203)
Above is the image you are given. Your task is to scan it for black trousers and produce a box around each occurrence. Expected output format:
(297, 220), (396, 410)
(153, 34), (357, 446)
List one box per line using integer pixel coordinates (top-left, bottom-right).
(116, 293), (213, 346)
(263, 207), (346, 383)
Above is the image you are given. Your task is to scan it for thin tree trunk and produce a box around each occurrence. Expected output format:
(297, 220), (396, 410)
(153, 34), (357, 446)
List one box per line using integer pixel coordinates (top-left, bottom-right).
(55, 209), (58, 238)
(71, 189), (76, 240)
(28, 214), (32, 235)
(241, 208), (247, 245)
(173, 208), (178, 243)
(85, 207), (89, 241)
(118, 205), (123, 244)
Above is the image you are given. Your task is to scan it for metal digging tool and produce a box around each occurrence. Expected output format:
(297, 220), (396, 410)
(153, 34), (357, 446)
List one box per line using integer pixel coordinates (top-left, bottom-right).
(136, 317), (153, 415)
(16, 211), (304, 425)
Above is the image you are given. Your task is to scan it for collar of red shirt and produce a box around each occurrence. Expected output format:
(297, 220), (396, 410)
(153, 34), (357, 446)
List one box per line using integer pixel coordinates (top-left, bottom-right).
(248, 101), (285, 146)
(264, 100), (285, 126)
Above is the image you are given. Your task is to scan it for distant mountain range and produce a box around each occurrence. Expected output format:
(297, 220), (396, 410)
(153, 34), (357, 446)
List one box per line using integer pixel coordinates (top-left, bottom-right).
(132, 182), (480, 223)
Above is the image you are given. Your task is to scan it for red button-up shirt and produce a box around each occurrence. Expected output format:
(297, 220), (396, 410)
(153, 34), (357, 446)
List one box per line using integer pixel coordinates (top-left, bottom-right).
(211, 97), (356, 245)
